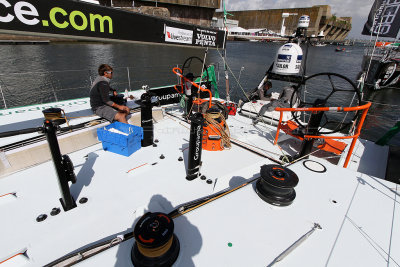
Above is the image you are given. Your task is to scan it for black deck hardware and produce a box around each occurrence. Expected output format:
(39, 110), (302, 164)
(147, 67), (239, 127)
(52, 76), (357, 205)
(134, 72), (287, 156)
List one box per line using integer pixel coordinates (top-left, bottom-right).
(186, 113), (204, 180)
(50, 208), (61, 216)
(256, 164), (299, 206)
(131, 212), (180, 267)
(140, 92), (154, 147)
(303, 160), (327, 173)
(43, 120), (77, 212)
(79, 197), (88, 204)
(36, 214), (47, 222)
(298, 99), (326, 158)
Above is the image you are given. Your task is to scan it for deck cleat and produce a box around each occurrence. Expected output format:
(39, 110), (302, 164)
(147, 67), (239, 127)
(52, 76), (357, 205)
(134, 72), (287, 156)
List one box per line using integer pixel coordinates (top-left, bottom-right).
(256, 164), (299, 206)
(131, 212), (180, 267)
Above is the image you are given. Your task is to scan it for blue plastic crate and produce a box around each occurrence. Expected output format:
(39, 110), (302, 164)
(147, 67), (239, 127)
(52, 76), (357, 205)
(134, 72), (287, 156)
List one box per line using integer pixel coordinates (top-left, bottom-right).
(97, 122), (143, 157)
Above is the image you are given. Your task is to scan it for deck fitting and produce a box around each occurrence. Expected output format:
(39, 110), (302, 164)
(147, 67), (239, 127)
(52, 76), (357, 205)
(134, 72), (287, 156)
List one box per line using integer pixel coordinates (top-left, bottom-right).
(36, 214), (47, 222)
(50, 208), (61, 216)
(79, 197), (88, 204)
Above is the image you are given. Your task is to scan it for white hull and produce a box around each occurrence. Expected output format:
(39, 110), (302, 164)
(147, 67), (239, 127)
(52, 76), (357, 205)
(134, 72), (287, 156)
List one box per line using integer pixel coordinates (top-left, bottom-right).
(0, 97), (397, 267)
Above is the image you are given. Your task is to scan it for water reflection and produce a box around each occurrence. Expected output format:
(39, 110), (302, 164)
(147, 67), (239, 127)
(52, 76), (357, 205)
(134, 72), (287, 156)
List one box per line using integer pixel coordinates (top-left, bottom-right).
(0, 41), (398, 145)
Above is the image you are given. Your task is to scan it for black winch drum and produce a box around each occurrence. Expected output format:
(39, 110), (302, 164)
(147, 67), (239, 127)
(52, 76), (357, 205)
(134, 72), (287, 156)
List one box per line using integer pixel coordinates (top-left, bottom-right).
(131, 212), (180, 267)
(256, 164), (299, 206)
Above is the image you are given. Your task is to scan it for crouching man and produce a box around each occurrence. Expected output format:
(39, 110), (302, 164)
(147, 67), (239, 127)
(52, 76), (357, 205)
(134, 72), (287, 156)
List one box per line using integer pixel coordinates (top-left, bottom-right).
(253, 85), (299, 125)
(90, 64), (130, 123)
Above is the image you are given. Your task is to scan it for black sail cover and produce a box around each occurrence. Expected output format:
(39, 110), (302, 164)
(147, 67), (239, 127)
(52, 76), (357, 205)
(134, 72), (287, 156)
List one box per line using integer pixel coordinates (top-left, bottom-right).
(0, 0), (225, 48)
(362, 0), (400, 38)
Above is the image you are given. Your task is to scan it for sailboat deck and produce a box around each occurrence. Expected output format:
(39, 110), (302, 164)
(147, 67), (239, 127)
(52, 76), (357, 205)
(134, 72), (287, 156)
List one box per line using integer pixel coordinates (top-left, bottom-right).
(0, 105), (399, 266)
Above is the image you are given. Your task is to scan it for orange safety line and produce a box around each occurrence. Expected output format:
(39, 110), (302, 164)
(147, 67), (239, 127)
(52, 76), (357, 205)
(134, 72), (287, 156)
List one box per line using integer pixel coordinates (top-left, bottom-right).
(174, 85), (183, 94)
(127, 163), (148, 173)
(0, 193), (14, 198)
(0, 253), (24, 264)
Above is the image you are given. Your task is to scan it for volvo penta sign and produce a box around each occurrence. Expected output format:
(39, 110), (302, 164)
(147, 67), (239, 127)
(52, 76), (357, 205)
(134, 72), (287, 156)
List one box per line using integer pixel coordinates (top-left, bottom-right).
(0, 0), (225, 48)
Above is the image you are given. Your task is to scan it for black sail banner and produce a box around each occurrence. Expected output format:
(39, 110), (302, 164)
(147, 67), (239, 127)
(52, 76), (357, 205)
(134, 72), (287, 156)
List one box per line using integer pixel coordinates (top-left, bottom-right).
(0, 0), (225, 48)
(362, 0), (400, 38)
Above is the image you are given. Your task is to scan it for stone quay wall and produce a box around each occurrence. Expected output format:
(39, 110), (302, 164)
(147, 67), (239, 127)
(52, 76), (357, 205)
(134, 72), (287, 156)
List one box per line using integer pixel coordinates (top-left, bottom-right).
(215, 5), (351, 41)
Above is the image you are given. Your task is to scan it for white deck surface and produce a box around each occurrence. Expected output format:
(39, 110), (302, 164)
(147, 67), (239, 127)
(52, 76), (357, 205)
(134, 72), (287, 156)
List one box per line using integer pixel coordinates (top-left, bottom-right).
(0, 104), (398, 266)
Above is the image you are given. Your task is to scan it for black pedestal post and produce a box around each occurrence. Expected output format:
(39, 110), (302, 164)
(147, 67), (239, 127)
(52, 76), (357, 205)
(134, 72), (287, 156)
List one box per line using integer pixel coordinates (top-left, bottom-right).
(141, 92), (154, 147)
(186, 113), (204, 180)
(43, 120), (77, 211)
(298, 99), (325, 158)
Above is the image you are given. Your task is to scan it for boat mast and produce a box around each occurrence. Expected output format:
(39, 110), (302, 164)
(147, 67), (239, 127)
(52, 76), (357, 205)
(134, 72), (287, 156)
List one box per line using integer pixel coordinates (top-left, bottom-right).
(222, 0), (230, 102)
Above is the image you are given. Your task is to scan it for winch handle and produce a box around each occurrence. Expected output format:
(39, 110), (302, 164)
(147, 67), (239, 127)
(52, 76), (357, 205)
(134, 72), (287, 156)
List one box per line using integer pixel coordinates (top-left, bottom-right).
(0, 126), (43, 138)
(172, 67), (212, 109)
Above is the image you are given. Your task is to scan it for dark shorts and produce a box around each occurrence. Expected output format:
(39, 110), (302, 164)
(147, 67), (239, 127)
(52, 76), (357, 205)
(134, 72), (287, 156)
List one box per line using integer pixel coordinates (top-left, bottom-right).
(93, 105), (118, 122)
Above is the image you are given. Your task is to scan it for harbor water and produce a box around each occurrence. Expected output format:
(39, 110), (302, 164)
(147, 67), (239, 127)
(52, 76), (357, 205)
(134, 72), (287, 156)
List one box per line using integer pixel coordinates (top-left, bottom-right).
(0, 41), (399, 146)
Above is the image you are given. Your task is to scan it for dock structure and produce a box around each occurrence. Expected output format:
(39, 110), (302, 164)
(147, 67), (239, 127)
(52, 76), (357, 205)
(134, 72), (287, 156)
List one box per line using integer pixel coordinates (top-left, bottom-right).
(215, 5), (351, 41)
(110, 0), (221, 27)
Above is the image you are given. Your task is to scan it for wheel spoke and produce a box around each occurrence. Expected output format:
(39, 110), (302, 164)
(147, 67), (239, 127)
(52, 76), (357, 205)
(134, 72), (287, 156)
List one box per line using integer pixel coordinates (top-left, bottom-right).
(289, 72), (361, 135)
(328, 74), (337, 92)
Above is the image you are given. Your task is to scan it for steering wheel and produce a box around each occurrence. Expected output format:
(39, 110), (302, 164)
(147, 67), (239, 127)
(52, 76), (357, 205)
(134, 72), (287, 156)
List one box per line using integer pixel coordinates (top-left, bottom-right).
(181, 56), (210, 86)
(290, 72), (362, 135)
